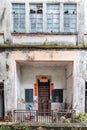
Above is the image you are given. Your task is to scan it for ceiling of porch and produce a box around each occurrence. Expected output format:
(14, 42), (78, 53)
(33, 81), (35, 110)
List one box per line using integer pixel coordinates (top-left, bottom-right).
(17, 61), (73, 67)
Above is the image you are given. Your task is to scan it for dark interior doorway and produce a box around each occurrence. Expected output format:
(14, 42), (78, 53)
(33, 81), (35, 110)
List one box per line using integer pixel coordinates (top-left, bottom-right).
(0, 82), (4, 120)
(38, 80), (51, 114)
(85, 82), (87, 113)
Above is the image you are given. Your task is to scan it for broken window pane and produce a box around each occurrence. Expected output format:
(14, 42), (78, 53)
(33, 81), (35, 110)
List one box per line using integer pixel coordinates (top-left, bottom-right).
(47, 4), (60, 33)
(64, 4), (77, 32)
(12, 4), (25, 33)
(30, 4), (43, 33)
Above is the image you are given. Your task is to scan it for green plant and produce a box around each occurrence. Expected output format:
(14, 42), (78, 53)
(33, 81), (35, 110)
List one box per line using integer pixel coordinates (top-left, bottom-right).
(0, 126), (11, 130)
(22, 126), (32, 130)
(53, 112), (59, 122)
(64, 118), (71, 123)
(75, 112), (87, 122)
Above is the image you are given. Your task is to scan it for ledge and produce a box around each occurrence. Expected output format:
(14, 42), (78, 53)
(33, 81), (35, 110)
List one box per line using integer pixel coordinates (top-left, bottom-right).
(0, 122), (87, 128)
(0, 44), (87, 50)
(12, 32), (77, 36)
(0, 33), (4, 35)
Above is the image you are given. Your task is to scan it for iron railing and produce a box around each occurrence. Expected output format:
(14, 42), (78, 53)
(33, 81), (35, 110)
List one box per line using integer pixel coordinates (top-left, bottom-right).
(13, 109), (73, 123)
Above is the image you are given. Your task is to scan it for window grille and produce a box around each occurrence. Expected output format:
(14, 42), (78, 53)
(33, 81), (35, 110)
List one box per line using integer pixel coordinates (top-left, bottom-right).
(64, 4), (77, 32)
(12, 3), (25, 33)
(30, 4), (43, 33)
(46, 4), (60, 33)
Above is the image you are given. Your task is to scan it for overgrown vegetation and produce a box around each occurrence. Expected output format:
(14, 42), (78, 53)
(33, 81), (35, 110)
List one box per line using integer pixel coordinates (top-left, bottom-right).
(53, 111), (87, 123)
(0, 126), (10, 130)
(0, 124), (87, 130)
(75, 112), (87, 122)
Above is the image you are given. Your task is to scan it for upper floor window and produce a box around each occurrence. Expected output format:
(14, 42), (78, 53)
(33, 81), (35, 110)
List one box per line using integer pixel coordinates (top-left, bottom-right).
(12, 3), (25, 33)
(30, 4), (43, 33)
(46, 4), (60, 33)
(64, 4), (77, 32)
(12, 3), (77, 33)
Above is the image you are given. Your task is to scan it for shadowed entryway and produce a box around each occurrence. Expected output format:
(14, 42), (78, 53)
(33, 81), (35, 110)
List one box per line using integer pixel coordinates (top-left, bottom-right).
(38, 79), (51, 115)
(0, 82), (4, 121)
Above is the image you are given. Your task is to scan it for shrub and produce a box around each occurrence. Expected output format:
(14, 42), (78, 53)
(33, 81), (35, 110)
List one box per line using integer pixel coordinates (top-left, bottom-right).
(75, 112), (87, 122)
(0, 126), (10, 130)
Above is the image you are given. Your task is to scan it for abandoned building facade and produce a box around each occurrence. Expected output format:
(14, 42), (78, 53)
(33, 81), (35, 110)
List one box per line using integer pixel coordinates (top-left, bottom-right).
(0, 0), (87, 121)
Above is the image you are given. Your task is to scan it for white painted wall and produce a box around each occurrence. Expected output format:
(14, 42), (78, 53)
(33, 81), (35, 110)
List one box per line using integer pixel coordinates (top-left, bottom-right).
(65, 63), (73, 105)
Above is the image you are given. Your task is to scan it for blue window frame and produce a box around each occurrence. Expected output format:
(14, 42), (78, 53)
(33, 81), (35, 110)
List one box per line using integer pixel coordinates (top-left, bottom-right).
(64, 4), (77, 32)
(46, 4), (60, 33)
(12, 3), (25, 33)
(30, 4), (43, 33)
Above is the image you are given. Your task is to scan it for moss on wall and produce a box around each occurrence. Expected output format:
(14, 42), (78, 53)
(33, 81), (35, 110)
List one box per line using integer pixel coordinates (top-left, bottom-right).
(0, 44), (87, 50)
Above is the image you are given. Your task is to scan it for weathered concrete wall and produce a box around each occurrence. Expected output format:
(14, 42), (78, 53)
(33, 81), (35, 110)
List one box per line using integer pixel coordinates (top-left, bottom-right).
(73, 51), (87, 113)
(16, 63), (22, 109)
(12, 34), (77, 45)
(0, 0), (6, 33)
(0, 0), (12, 43)
(0, 0), (85, 45)
(0, 49), (79, 114)
(77, 0), (84, 44)
(1, 48), (87, 114)
(0, 51), (15, 115)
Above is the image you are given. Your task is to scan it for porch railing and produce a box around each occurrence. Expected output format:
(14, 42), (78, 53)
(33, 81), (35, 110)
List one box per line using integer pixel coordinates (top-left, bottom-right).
(13, 109), (73, 123)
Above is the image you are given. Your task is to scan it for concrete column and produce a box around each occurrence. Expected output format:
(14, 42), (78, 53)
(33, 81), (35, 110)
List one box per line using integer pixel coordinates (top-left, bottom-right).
(77, 0), (84, 45)
(10, 2), (13, 33)
(4, 0), (12, 43)
(25, 1), (29, 33)
(43, 2), (46, 33)
(60, 3), (64, 32)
